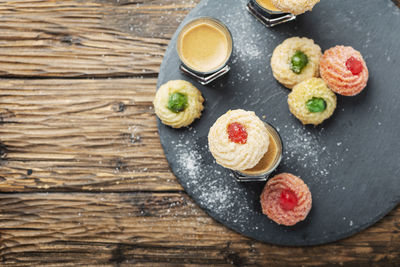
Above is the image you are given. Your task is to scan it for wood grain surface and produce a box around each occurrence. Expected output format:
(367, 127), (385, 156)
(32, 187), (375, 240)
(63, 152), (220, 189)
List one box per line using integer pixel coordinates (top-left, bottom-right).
(0, 78), (180, 192)
(0, 0), (399, 266)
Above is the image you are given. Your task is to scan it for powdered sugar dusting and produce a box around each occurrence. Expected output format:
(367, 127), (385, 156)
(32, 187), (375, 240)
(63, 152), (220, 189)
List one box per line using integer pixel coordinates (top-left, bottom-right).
(170, 132), (257, 231)
(176, 145), (202, 181)
(278, 124), (340, 182)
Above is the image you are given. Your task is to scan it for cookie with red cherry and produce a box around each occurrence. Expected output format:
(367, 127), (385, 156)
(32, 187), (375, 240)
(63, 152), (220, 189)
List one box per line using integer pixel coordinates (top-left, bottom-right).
(260, 173), (312, 226)
(320, 45), (369, 96)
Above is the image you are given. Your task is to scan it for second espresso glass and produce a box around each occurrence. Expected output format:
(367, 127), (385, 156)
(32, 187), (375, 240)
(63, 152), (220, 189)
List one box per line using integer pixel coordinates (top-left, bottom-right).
(233, 122), (283, 182)
(247, 0), (296, 27)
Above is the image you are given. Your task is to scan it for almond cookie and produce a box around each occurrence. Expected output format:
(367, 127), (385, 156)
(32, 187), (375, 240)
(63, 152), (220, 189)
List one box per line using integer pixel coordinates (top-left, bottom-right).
(208, 109), (269, 171)
(153, 80), (204, 128)
(260, 173), (312, 226)
(320, 45), (369, 96)
(271, 0), (320, 15)
(288, 78), (337, 125)
(271, 37), (322, 89)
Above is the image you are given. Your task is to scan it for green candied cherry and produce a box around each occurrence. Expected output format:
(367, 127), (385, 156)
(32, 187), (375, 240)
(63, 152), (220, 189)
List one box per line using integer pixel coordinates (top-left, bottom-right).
(306, 97), (327, 113)
(290, 50), (309, 74)
(167, 92), (188, 113)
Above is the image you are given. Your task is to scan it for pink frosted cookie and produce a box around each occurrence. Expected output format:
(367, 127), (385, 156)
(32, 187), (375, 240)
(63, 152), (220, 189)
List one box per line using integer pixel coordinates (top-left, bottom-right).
(320, 45), (369, 96)
(260, 173), (312, 226)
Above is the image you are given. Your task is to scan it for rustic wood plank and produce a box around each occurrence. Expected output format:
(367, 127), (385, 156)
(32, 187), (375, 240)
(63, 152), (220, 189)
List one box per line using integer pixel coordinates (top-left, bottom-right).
(0, 0), (200, 78)
(0, 193), (398, 266)
(0, 78), (182, 192)
(0, 0), (397, 79)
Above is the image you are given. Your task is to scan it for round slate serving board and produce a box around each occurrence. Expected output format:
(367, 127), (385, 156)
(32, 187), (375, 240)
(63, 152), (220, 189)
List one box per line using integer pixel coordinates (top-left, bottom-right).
(156, 0), (400, 246)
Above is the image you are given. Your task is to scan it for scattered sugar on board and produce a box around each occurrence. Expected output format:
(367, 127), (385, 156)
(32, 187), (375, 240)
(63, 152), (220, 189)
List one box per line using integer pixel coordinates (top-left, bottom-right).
(172, 133), (256, 231)
(175, 141), (203, 182)
(281, 125), (340, 182)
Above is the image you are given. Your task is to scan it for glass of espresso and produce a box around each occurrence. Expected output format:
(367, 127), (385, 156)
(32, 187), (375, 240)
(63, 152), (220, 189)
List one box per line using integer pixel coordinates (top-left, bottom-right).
(247, 0), (296, 27)
(233, 122), (283, 182)
(177, 17), (233, 85)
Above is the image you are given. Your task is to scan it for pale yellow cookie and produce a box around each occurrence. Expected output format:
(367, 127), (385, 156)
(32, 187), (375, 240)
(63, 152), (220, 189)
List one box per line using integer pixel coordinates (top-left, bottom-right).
(271, 0), (320, 15)
(208, 109), (269, 171)
(288, 78), (337, 125)
(271, 37), (321, 89)
(153, 80), (204, 128)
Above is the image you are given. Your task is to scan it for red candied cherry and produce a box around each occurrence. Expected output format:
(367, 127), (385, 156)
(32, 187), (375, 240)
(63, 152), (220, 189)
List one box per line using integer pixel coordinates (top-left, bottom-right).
(279, 189), (298, 211)
(227, 122), (248, 144)
(346, 56), (363, 75)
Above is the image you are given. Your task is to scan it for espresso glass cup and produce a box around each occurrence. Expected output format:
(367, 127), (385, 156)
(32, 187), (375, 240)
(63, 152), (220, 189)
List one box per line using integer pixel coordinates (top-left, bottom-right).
(177, 17), (233, 85)
(247, 0), (296, 27)
(232, 122), (283, 182)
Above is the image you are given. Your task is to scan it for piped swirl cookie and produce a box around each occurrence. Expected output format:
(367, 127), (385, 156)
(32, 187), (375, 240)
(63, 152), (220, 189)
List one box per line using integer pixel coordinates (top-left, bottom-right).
(208, 109), (269, 171)
(320, 45), (369, 96)
(288, 78), (336, 125)
(260, 173), (312, 226)
(271, 37), (322, 89)
(271, 0), (320, 15)
(153, 80), (204, 128)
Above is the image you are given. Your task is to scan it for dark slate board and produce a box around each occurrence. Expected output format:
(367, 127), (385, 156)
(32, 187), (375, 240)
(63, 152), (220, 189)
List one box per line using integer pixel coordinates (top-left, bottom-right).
(156, 0), (400, 246)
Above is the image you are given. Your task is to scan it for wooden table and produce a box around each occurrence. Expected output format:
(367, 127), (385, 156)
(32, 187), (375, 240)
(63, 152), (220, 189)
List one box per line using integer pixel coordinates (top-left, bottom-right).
(0, 0), (399, 266)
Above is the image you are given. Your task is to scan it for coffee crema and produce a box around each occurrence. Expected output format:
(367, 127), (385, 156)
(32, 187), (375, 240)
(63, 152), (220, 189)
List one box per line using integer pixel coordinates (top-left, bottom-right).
(177, 18), (232, 73)
(256, 0), (280, 12)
